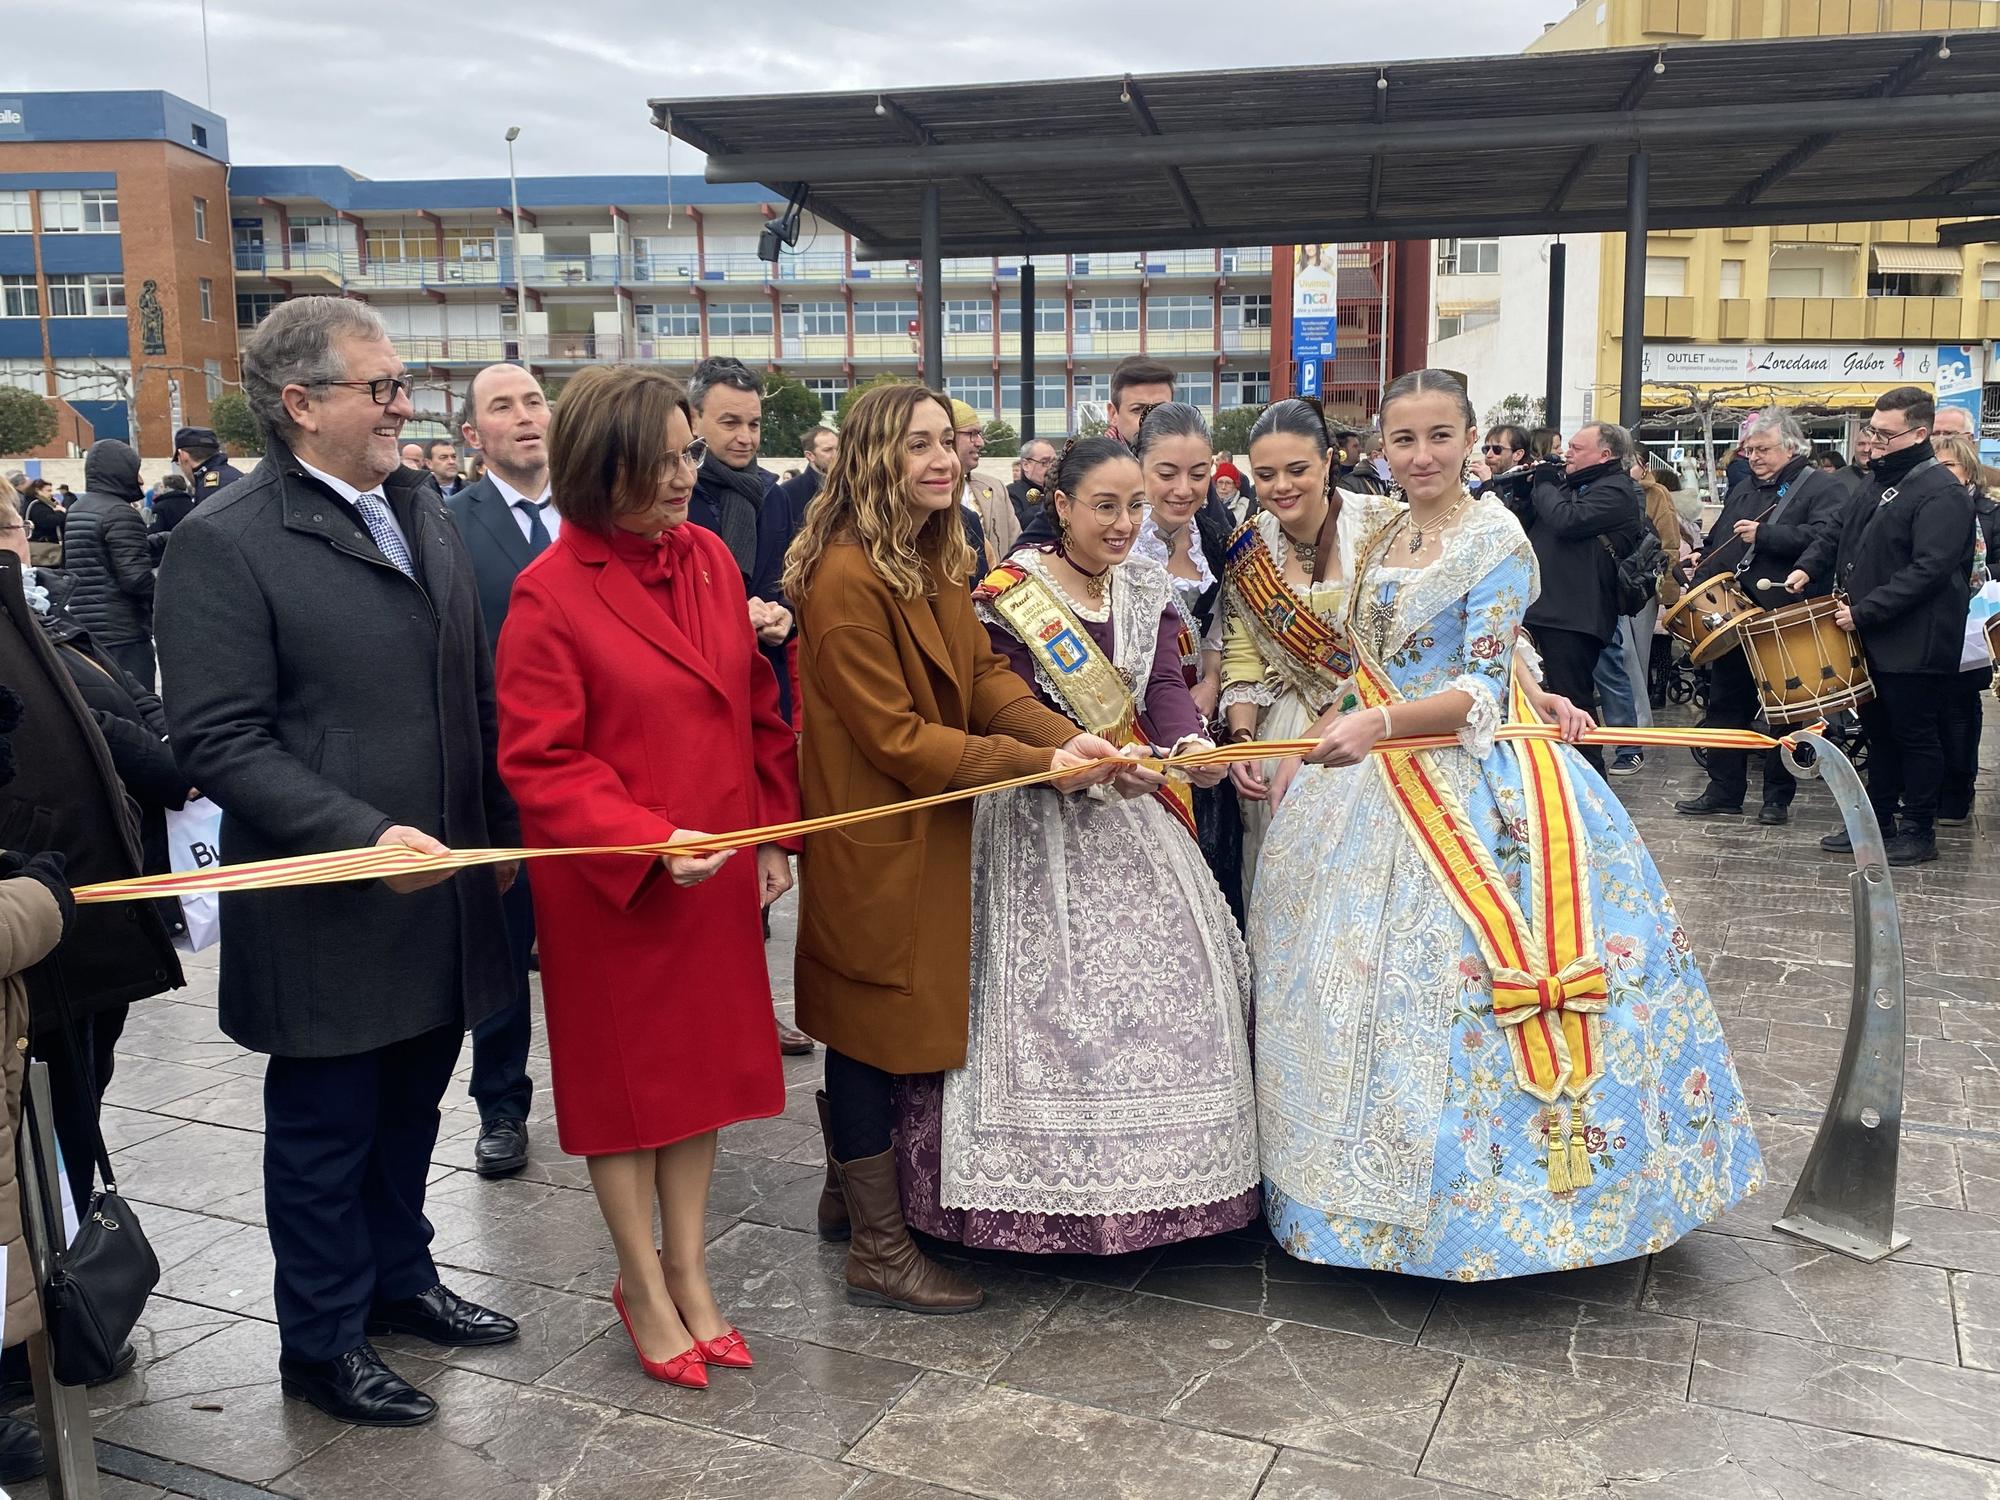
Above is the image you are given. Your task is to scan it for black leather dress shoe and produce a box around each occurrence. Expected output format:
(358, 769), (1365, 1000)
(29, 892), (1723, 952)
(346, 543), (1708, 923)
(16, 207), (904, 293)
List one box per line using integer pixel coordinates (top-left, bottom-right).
(367, 1284), (519, 1347)
(1674, 792), (1743, 817)
(475, 1117), (529, 1177)
(1757, 803), (1791, 826)
(280, 1345), (436, 1427)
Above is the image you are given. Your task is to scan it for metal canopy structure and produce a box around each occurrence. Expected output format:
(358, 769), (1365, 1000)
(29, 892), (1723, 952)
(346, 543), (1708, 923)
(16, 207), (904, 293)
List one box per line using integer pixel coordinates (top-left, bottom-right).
(651, 29), (2000, 429)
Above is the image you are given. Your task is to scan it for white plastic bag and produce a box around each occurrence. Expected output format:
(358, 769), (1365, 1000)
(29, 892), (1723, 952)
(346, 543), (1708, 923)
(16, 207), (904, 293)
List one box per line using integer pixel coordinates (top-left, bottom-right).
(166, 796), (224, 951)
(1963, 581), (2000, 672)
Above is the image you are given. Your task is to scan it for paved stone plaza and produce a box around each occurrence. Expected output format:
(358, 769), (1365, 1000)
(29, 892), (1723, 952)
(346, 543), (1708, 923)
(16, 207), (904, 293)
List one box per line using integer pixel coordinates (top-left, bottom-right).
(17, 724), (2000, 1500)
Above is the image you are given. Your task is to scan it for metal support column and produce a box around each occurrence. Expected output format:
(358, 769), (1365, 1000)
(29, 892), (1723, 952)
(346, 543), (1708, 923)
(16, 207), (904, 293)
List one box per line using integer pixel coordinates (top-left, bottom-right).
(1544, 240), (1566, 433)
(22, 1062), (101, 1499)
(1618, 151), (1649, 431)
(1772, 730), (1911, 1262)
(1019, 261), (1036, 442)
(919, 185), (944, 389)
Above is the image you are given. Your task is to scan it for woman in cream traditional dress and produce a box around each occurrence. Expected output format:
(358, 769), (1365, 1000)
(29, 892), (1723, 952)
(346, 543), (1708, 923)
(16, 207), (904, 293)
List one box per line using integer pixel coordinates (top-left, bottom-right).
(897, 437), (1260, 1254)
(1250, 371), (1763, 1279)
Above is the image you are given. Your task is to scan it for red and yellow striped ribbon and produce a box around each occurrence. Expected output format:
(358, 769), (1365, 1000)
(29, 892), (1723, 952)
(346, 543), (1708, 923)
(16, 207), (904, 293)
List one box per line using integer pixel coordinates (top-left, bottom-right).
(73, 719), (1805, 906)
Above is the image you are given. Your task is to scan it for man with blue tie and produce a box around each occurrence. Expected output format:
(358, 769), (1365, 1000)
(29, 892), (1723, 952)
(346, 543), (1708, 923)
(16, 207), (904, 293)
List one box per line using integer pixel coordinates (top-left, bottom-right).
(446, 362), (553, 1178)
(156, 296), (519, 1428)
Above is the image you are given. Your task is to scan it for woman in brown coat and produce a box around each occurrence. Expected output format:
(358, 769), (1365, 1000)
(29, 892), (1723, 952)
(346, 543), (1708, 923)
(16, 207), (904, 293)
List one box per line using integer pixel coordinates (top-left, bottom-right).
(784, 383), (1125, 1314)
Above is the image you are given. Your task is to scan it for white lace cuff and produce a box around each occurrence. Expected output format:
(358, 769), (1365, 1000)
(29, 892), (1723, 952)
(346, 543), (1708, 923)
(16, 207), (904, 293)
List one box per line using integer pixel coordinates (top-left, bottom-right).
(1513, 631), (1545, 685)
(1220, 680), (1280, 711)
(1169, 733), (1215, 758)
(1451, 672), (1503, 759)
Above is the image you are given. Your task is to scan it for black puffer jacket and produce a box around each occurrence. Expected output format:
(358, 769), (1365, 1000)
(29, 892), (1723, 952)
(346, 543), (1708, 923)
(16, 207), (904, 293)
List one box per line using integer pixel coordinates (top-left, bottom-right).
(61, 440), (154, 647)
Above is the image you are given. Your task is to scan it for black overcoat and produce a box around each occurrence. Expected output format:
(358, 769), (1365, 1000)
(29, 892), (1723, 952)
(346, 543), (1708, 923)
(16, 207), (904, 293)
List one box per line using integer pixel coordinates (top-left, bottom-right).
(155, 435), (518, 1057)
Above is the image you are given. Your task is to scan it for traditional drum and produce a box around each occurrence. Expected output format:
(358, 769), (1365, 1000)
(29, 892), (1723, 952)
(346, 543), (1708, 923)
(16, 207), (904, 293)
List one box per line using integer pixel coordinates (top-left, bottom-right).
(1661, 573), (1759, 667)
(1737, 595), (1873, 726)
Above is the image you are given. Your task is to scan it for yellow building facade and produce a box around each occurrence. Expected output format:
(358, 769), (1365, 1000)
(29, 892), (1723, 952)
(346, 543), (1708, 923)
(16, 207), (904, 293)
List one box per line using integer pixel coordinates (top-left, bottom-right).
(1530, 0), (1999, 436)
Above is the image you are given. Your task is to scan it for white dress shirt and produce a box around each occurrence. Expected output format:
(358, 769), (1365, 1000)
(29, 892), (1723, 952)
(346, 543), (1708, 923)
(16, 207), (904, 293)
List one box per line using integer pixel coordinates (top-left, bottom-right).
(490, 472), (559, 544)
(297, 458), (409, 553)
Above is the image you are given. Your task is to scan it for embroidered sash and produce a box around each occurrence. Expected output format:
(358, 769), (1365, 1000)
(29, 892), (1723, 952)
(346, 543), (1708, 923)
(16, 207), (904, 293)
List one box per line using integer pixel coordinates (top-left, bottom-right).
(1223, 522), (1354, 711)
(977, 563), (1197, 839)
(1349, 653), (1608, 1193)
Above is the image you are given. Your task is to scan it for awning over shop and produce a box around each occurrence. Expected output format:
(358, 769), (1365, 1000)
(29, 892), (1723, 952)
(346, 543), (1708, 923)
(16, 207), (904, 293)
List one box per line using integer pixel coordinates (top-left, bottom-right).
(1641, 381), (1894, 411)
(1870, 244), (1966, 275)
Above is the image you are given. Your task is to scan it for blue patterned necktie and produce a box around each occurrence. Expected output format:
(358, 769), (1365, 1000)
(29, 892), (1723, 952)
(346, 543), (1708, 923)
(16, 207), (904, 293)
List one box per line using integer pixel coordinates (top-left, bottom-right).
(352, 489), (416, 578)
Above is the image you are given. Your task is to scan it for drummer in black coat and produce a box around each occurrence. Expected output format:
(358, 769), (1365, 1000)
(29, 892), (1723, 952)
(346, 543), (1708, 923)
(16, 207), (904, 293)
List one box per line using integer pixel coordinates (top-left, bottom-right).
(1786, 386), (1974, 866)
(1675, 407), (1848, 824)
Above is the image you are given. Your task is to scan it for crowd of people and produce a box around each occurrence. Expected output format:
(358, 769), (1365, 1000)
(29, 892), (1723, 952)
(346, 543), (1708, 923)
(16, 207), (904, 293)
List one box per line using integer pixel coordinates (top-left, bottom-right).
(0, 290), (1990, 1459)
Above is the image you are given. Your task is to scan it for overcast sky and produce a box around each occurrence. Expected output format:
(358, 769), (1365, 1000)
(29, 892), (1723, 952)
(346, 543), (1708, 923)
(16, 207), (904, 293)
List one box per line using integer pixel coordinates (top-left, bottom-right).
(15, 0), (1560, 178)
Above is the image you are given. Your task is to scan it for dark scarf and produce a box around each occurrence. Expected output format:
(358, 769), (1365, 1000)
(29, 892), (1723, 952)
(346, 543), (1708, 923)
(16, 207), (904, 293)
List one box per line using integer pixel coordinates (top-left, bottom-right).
(1566, 456), (1624, 490)
(695, 453), (764, 575)
(1869, 438), (1936, 486)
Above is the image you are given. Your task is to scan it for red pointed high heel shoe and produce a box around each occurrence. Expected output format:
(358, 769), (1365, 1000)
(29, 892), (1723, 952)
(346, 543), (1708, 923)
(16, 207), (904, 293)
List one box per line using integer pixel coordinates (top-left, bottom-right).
(611, 1278), (707, 1389)
(694, 1329), (753, 1369)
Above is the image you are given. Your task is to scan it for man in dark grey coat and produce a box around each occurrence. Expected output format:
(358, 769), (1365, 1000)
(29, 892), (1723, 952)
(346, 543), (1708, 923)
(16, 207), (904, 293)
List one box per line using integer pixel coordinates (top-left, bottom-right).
(156, 296), (520, 1429)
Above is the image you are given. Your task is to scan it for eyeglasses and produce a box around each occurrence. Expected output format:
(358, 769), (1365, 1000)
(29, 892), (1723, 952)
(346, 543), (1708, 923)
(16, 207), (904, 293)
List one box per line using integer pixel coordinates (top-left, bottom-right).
(1481, 444), (1513, 455)
(663, 437), (709, 472)
(1023, 453), (1054, 467)
(1077, 498), (1148, 524)
(1860, 421), (1924, 444)
(0, 522), (24, 536)
(318, 375), (414, 406)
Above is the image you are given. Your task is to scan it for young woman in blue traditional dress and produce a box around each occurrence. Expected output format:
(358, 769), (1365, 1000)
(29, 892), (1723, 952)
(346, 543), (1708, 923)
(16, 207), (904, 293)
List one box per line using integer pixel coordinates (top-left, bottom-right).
(1220, 401), (1583, 903)
(1249, 371), (1764, 1279)
(897, 437), (1260, 1255)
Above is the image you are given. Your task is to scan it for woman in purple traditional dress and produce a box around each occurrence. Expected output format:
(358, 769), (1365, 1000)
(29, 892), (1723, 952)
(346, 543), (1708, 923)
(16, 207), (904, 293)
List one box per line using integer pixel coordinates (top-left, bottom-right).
(895, 438), (1259, 1255)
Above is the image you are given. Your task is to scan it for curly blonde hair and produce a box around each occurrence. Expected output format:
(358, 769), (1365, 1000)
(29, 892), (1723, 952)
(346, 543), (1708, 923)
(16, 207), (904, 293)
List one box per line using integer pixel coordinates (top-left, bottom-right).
(782, 381), (971, 603)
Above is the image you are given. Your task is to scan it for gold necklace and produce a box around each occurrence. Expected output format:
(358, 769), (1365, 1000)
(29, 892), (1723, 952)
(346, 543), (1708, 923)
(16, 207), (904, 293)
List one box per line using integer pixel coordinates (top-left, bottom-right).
(1400, 490), (1473, 556)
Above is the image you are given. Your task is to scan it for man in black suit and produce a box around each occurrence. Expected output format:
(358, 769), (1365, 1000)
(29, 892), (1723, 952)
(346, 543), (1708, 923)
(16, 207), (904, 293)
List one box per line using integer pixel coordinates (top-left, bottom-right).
(1492, 421), (1647, 777)
(1675, 406), (1849, 825)
(445, 362), (552, 1176)
(1786, 386), (1974, 866)
(157, 298), (519, 1428)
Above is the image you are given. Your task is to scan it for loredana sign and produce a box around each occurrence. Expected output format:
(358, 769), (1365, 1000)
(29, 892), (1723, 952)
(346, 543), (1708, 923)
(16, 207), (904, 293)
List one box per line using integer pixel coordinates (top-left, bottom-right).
(1640, 344), (1935, 385)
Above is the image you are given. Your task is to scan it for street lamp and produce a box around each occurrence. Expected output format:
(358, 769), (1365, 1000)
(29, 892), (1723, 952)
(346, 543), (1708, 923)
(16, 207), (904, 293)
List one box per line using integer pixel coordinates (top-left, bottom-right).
(505, 127), (527, 364)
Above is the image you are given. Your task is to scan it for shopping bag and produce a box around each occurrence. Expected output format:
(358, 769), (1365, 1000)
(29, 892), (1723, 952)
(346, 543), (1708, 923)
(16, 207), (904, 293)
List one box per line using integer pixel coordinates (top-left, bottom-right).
(166, 796), (223, 951)
(1964, 581), (2000, 672)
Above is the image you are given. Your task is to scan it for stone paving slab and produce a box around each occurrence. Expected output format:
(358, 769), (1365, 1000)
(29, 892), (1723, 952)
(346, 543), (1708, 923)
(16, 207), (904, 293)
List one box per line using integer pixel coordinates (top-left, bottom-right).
(35, 729), (2000, 1499)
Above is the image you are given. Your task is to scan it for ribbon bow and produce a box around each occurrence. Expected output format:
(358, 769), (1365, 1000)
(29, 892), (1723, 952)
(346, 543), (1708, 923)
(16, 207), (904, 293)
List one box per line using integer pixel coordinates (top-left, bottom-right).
(1490, 957), (1610, 1020)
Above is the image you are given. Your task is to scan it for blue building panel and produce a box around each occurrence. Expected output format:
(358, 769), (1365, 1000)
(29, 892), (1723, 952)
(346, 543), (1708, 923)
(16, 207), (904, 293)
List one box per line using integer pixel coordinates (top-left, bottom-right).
(228, 166), (777, 213)
(0, 92), (227, 163)
(0, 172), (119, 190)
(0, 239), (35, 274)
(68, 399), (128, 443)
(46, 319), (129, 358)
(0, 323), (44, 359)
(37, 235), (123, 274)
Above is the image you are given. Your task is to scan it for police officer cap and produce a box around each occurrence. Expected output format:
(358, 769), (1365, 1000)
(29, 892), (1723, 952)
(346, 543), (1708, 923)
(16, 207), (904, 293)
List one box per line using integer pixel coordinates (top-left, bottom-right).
(174, 426), (220, 453)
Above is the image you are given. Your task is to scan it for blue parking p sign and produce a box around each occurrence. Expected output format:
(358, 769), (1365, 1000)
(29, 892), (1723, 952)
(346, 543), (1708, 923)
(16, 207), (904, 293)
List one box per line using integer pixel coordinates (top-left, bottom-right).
(1298, 360), (1321, 398)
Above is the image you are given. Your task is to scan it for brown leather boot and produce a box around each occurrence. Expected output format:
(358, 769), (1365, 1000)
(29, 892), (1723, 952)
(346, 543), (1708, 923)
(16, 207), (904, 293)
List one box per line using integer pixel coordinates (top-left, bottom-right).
(833, 1149), (983, 1314)
(813, 1091), (849, 1242)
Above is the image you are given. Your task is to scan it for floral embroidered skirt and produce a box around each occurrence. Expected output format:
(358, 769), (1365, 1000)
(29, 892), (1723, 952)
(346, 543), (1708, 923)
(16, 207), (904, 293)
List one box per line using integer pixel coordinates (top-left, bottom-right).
(894, 784), (1261, 1256)
(1253, 741), (1765, 1280)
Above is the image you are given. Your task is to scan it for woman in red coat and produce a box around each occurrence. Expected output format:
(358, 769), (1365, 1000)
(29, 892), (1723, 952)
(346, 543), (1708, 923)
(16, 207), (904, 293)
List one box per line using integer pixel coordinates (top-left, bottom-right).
(497, 365), (798, 1390)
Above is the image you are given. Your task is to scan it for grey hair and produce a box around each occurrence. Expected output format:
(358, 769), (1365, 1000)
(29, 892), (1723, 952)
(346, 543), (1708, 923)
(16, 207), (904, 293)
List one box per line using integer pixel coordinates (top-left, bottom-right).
(1021, 437), (1058, 460)
(1134, 401), (1210, 459)
(1580, 420), (1637, 466)
(241, 296), (391, 440)
(1744, 405), (1809, 454)
(687, 355), (762, 413)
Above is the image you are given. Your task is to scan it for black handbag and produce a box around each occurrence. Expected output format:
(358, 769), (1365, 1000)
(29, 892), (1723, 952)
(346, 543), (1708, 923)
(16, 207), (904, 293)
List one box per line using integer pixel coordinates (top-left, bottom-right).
(23, 971), (160, 1387)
